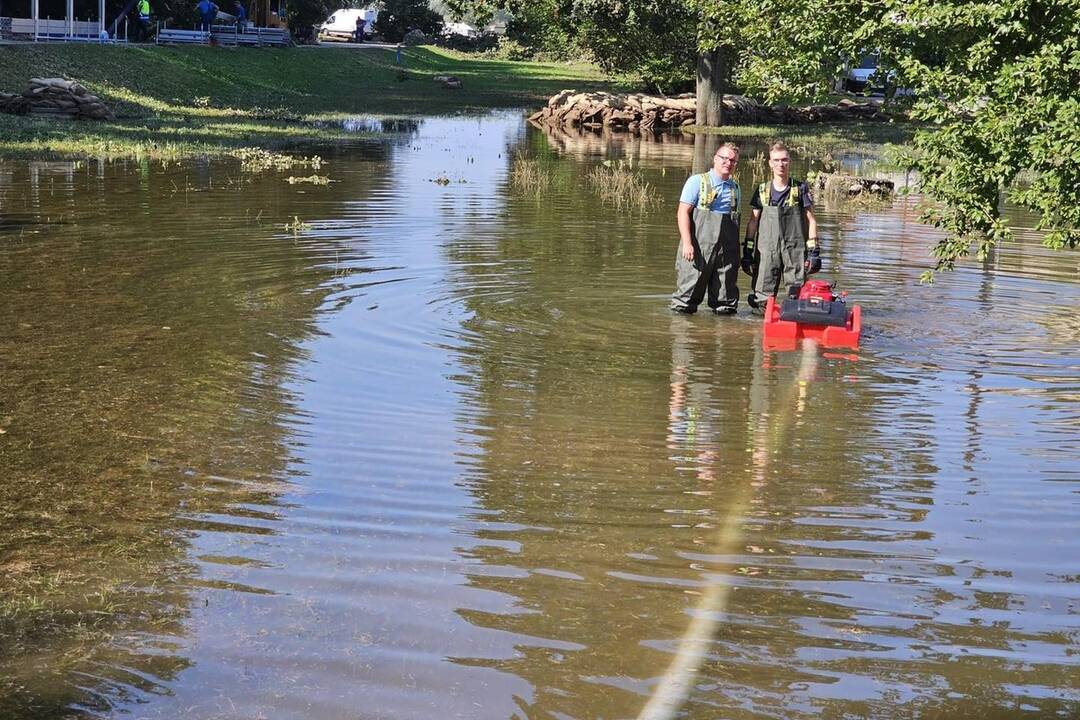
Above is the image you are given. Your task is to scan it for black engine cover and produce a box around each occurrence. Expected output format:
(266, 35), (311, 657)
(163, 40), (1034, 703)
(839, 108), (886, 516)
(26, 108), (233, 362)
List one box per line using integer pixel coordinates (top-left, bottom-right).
(779, 298), (849, 327)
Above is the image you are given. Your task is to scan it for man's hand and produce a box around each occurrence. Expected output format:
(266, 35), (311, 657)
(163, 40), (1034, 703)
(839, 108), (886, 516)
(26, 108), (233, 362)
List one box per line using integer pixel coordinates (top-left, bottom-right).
(804, 246), (821, 274)
(741, 237), (755, 276)
(681, 240), (695, 262)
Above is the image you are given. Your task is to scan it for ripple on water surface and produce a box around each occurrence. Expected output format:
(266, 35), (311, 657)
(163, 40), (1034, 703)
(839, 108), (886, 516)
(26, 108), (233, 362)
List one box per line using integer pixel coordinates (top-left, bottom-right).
(1, 116), (1077, 719)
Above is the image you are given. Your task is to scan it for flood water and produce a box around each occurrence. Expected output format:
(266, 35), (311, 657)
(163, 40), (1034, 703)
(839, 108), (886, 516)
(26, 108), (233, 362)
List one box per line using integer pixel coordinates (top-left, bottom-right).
(1, 111), (1077, 720)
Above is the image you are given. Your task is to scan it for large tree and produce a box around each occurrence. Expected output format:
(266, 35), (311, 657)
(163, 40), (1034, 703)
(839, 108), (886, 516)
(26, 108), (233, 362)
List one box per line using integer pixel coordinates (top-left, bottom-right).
(701, 0), (1079, 275)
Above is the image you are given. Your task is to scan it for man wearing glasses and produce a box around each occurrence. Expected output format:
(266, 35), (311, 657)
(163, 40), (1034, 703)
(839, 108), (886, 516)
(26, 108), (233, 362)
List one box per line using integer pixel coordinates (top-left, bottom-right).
(670, 142), (743, 315)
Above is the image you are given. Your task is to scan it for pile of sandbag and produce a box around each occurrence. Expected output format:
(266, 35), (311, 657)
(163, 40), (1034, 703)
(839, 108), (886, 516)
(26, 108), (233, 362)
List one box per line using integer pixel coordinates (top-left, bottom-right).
(529, 90), (884, 131)
(529, 91), (698, 132)
(0, 78), (114, 120)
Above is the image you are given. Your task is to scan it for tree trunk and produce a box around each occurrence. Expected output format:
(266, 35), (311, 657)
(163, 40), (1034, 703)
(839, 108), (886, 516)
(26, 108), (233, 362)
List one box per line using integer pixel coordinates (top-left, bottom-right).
(695, 49), (725, 128)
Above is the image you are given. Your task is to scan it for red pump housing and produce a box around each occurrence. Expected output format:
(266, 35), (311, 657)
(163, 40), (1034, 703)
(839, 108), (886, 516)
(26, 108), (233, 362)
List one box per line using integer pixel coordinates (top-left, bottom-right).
(798, 279), (837, 303)
(762, 280), (862, 350)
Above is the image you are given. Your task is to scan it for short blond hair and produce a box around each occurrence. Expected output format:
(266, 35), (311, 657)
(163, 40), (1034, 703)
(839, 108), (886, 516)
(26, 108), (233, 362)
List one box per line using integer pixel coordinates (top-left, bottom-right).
(769, 142), (789, 156)
(715, 142), (740, 157)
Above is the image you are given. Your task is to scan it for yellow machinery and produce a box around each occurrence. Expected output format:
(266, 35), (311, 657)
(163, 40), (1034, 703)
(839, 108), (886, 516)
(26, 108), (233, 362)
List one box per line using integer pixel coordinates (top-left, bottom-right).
(252, 0), (286, 29)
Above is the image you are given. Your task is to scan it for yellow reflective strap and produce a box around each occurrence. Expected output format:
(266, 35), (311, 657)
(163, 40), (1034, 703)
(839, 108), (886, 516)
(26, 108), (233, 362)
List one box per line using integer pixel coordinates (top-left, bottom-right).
(698, 173), (718, 209)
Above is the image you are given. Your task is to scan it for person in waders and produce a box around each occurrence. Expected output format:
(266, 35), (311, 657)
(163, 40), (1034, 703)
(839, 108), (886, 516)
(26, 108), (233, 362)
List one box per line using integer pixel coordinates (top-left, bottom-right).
(670, 143), (743, 315)
(742, 142), (820, 311)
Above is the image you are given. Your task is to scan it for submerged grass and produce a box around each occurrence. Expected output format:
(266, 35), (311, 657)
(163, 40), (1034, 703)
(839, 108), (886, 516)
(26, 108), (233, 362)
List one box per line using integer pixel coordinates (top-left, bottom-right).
(689, 120), (916, 148)
(587, 160), (661, 210)
(0, 113), (361, 161)
(689, 121), (919, 168)
(510, 153), (556, 192)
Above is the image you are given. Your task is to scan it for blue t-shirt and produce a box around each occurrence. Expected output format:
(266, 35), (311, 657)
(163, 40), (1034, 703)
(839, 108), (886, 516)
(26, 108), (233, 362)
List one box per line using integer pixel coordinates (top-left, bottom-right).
(679, 171), (739, 214)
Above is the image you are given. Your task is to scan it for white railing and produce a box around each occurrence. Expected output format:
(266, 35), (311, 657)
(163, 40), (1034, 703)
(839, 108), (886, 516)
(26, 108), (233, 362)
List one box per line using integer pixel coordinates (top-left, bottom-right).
(10, 17), (107, 40)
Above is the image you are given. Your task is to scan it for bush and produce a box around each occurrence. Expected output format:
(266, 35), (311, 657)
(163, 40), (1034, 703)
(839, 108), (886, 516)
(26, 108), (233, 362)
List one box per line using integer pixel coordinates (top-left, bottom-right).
(483, 36), (533, 61)
(436, 31), (499, 53)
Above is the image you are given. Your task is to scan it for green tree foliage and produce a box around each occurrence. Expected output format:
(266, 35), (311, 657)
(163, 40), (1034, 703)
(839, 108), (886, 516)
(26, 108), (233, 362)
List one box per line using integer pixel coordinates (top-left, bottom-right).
(374, 0), (444, 42)
(492, 0), (573, 56)
(285, 0), (338, 41)
(445, 0), (698, 90)
(571, 0), (698, 91)
(447, 0), (1077, 272)
(893, 0), (1079, 273)
(699, 0), (1079, 275)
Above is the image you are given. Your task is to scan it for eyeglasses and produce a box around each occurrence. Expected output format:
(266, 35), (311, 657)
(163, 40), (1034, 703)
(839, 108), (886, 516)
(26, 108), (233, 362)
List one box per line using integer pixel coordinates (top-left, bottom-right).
(715, 155), (738, 162)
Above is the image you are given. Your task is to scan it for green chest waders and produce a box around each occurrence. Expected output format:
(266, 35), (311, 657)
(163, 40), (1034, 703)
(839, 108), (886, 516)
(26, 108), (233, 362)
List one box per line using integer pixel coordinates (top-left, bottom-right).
(671, 176), (741, 313)
(753, 182), (807, 300)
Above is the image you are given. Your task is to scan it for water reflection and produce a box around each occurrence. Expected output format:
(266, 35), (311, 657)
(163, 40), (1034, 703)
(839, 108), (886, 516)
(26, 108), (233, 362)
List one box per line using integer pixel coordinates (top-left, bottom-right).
(0, 155), (377, 716)
(332, 117), (423, 136)
(1, 112), (1077, 719)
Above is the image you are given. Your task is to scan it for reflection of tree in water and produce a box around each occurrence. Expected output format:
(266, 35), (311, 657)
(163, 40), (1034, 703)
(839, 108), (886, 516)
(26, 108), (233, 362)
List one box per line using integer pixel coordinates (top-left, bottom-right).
(333, 117), (423, 137)
(532, 121), (697, 165)
(0, 156), (380, 716)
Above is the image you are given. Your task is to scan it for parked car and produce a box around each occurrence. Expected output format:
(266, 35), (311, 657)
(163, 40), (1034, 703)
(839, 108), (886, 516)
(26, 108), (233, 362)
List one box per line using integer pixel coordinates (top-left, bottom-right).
(318, 7), (378, 42)
(843, 53), (881, 93)
(441, 21), (478, 39)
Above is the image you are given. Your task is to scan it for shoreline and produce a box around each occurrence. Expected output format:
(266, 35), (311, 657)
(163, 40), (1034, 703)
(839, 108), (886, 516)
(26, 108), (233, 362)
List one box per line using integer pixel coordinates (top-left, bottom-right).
(0, 43), (619, 161)
(0, 43), (914, 164)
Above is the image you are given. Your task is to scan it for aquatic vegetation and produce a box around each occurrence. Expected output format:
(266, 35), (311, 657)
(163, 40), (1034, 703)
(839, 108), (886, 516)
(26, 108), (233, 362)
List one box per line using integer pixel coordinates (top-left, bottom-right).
(286, 175), (334, 185)
(232, 149), (324, 173)
(284, 216), (311, 234)
(509, 154), (555, 193)
(587, 160), (660, 210)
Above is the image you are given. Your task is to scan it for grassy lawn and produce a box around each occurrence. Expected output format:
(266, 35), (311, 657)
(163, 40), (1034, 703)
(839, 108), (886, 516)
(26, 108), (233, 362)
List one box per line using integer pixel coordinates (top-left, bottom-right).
(0, 43), (624, 159)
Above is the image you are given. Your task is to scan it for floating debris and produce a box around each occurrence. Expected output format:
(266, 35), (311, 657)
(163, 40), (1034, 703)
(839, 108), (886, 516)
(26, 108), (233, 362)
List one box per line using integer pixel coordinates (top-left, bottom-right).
(284, 216), (311, 234)
(286, 175), (333, 185)
(813, 171), (895, 201)
(233, 149), (323, 173)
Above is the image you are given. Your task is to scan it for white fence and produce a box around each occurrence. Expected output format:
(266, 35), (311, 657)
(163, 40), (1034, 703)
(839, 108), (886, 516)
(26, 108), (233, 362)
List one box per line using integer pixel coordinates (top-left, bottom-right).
(9, 17), (105, 39)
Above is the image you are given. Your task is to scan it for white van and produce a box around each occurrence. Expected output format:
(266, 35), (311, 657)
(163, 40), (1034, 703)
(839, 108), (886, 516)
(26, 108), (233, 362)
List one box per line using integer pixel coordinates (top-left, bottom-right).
(318, 7), (378, 42)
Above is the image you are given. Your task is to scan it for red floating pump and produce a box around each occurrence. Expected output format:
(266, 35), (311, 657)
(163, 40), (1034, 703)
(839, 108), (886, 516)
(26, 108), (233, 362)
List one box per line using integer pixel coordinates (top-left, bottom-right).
(762, 280), (861, 350)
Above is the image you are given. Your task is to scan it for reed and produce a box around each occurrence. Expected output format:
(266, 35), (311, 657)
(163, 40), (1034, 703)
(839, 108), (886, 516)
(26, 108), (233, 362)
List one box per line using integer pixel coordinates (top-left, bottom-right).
(587, 160), (660, 210)
(509, 153), (555, 193)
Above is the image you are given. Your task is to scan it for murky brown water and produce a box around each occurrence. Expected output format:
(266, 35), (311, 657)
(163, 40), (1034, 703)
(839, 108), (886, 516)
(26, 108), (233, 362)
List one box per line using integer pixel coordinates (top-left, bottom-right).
(2, 112), (1077, 720)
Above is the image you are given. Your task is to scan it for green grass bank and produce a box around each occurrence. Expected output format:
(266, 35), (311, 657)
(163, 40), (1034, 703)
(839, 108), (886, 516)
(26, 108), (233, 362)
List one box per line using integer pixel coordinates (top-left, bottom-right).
(0, 43), (622, 160)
